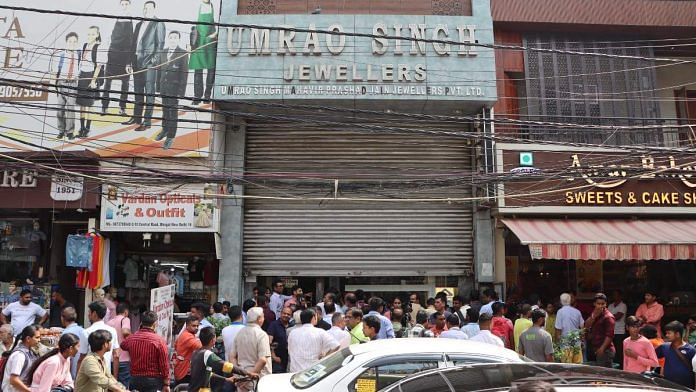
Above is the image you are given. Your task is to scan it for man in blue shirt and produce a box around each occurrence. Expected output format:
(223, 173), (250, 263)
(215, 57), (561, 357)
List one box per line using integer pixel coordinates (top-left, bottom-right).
(60, 306), (84, 380)
(366, 297), (395, 339)
(656, 321), (696, 389)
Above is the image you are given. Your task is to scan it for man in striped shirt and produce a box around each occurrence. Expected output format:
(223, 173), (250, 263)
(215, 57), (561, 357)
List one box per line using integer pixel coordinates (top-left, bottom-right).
(121, 310), (170, 392)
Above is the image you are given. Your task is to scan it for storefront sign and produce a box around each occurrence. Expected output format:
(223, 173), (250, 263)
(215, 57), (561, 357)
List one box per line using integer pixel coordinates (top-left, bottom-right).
(100, 184), (220, 232)
(0, 0), (216, 158)
(50, 175), (83, 201)
(500, 148), (696, 210)
(1, 170), (37, 188)
(150, 284), (175, 346)
(215, 0), (495, 102)
(0, 170), (97, 209)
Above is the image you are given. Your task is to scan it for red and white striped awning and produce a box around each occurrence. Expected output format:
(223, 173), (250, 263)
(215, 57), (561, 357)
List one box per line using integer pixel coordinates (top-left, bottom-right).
(501, 219), (696, 261)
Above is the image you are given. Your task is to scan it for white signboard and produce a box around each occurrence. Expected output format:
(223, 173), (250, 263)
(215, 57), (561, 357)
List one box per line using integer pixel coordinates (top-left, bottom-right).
(50, 175), (83, 201)
(150, 284), (175, 347)
(100, 184), (220, 232)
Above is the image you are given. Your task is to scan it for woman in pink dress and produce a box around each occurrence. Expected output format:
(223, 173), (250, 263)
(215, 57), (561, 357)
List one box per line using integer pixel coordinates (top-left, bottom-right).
(27, 333), (80, 392)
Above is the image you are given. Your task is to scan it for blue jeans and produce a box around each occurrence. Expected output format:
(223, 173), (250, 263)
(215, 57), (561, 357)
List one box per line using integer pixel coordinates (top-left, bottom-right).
(117, 361), (131, 388)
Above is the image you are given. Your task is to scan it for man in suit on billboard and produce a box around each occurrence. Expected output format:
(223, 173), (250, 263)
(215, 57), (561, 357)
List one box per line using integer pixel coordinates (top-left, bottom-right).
(122, 0), (165, 132)
(156, 31), (189, 150)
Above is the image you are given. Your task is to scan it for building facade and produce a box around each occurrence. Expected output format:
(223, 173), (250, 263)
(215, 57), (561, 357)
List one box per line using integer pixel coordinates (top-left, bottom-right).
(491, 0), (696, 317)
(214, 0), (498, 302)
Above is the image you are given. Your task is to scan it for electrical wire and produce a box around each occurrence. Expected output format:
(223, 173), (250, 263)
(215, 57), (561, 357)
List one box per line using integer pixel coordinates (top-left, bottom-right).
(1, 4), (695, 65)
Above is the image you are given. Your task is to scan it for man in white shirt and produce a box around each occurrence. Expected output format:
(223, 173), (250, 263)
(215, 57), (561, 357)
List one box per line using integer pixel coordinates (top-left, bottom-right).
(440, 314), (469, 340)
(609, 289), (627, 368)
(478, 289), (500, 316)
(470, 313), (504, 347)
(231, 307), (272, 392)
(222, 306), (245, 362)
(269, 280), (293, 319)
(554, 293), (584, 341)
(0, 289), (48, 336)
(287, 308), (340, 372)
(77, 301), (121, 378)
(327, 313), (351, 349)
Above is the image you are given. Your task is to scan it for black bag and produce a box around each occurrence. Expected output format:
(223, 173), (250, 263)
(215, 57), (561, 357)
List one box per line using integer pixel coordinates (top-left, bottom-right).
(51, 386), (74, 392)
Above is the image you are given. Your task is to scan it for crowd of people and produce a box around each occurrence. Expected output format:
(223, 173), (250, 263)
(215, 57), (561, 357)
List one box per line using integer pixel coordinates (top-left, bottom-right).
(1, 282), (696, 391)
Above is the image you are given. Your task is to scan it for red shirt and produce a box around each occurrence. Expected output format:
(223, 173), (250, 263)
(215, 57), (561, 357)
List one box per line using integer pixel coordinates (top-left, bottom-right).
(491, 316), (514, 349)
(587, 309), (615, 351)
(429, 324), (448, 337)
(174, 329), (202, 381)
(121, 327), (170, 384)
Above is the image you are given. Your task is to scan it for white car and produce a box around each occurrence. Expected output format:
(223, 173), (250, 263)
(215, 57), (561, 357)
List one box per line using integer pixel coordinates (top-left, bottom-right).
(257, 338), (529, 392)
(380, 362), (691, 392)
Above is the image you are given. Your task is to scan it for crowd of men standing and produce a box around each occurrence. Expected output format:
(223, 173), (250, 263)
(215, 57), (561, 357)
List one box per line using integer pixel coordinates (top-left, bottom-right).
(1, 282), (696, 391)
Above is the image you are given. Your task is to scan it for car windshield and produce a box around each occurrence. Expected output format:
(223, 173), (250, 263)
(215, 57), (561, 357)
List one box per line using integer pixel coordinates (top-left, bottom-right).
(291, 347), (353, 389)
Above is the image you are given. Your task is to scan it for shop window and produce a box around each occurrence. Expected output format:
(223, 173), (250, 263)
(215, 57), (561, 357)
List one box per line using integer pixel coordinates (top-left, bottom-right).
(0, 219), (39, 277)
(349, 360), (439, 392)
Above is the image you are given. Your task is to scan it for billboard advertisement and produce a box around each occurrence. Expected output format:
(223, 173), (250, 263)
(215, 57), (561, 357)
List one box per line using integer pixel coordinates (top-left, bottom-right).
(0, 0), (218, 157)
(214, 0), (496, 103)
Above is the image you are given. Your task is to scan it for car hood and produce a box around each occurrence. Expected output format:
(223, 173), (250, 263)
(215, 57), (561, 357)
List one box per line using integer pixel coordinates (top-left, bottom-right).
(257, 372), (296, 392)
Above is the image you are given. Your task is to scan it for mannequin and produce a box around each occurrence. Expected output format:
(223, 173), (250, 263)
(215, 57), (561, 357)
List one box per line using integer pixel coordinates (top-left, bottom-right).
(93, 288), (105, 301)
(27, 221), (47, 278)
(103, 287), (117, 322)
(188, 256), (204, 290)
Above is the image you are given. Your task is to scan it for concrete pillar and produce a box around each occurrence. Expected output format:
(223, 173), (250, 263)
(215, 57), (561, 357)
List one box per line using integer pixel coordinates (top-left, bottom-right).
(494, 227), (506, 285)
(218, 121), (246, 305)
(474, 209), (495, 284)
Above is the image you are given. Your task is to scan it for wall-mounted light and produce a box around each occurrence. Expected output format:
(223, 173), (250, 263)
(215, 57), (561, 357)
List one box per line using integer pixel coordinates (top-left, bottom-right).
(163, 233), (172, 244)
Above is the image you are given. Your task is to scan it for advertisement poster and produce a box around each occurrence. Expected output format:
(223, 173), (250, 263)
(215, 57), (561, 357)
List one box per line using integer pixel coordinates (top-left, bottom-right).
(150, 284), (175, 346)
(0, 0), (218, 157)
(100, 184), (220, 232)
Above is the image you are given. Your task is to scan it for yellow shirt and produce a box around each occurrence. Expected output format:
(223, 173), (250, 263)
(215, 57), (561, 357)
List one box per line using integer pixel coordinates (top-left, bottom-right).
(349, 322), (368, 344)
(545, 315), (557, 341)
(514, 318), (533, 351)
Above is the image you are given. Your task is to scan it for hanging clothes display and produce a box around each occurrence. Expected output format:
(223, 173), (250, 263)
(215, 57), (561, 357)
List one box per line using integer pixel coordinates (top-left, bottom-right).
(65, 234), (93, 269)
(73, 233), (112, 290)
(101, 238), (111, 288)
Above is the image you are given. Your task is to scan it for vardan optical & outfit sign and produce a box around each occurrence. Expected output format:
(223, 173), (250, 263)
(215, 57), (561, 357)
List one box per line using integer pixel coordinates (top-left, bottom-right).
(100, 184), (220, 232)
(214, 0), (495, 102)
(0, 0), (219, 157)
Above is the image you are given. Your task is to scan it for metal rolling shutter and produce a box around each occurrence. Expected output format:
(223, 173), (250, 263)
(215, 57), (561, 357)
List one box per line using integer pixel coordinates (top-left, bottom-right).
(243, 122), (475, 277)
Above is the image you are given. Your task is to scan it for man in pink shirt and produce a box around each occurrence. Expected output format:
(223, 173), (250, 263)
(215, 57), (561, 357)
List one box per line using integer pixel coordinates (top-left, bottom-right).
(107, 302), (132, 388)
(635, 290), (664, 338)
(623, 316), (659, 373)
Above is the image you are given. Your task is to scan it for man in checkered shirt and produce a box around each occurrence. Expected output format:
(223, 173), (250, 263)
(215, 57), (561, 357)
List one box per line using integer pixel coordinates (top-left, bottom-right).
(407, 310), (435, 338)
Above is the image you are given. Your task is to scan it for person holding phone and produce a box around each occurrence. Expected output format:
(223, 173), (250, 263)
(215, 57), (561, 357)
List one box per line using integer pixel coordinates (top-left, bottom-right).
(584, 292), (616, 368)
